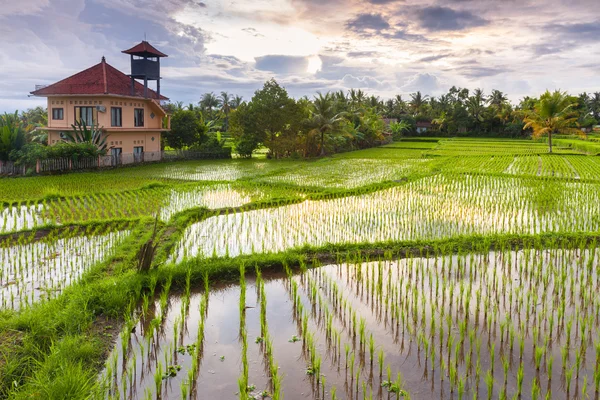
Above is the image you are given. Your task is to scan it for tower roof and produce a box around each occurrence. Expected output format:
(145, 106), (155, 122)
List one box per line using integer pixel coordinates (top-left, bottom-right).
(122, 41), (168, 58)
(30, 57), (168, 100)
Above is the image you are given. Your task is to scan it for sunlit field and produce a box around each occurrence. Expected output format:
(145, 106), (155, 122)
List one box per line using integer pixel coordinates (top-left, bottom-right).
(3, 137), (600, 399)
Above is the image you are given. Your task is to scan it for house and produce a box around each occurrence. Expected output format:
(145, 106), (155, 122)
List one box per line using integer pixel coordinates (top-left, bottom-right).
(31, 41), (170, 161)
(416, 121), (432, 133)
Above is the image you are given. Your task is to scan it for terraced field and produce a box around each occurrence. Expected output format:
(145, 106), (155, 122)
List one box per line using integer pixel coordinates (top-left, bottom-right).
(2, 137), (600, 400)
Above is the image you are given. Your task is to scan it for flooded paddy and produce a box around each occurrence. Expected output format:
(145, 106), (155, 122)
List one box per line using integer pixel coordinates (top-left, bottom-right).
(0, 230), (130, 310)
(104, 247), (600, 399)
(170, 174), (600, 260)
(0, 184), (261, 234)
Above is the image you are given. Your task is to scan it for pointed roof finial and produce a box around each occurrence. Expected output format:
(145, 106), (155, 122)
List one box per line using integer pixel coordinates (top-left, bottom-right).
(101, 56), (106, 62)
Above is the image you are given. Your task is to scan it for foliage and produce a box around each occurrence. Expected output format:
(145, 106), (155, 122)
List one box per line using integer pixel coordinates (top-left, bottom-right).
(9, 142), (102, 165)
(523, 90), (582, 152)
(63, 120), (109, 152)
(166, 109), (207, 149)
(0, 112), (26, 161)
(389, 120), (412, 140)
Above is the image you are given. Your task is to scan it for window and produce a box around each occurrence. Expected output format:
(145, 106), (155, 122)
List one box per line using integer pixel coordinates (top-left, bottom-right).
(52, 108), (64, 120)
(134, 146), (144, 154)
(111, 107), (122, 127)
(134, 108), (144, 127)
(74, 106), (94, 125)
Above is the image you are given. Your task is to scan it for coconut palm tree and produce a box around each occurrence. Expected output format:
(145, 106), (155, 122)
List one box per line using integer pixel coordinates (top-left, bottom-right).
(199, 92), (221, 114)
(231, 95), (244, 109)
(305, 92), (347, 156)
(220, 92), (232, 131)
(409, 92), (428, 116)
(589, 92), (600, 120)
(523, 90), (581, 153)
(489, 90), (508, 109)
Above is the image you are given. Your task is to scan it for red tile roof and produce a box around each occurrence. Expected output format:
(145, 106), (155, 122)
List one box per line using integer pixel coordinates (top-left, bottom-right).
(30, 57), (168, 100)
(122, 41), (168, 57)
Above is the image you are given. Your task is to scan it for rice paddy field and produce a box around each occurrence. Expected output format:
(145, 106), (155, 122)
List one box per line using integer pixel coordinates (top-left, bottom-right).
(2, 137), (600, 400)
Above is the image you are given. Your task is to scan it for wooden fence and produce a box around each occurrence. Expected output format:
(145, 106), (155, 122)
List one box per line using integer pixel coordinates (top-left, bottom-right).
(0, 148), (231, 176)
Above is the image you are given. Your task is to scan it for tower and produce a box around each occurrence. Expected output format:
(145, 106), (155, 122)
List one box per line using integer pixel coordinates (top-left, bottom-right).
(122, 41), (168, 99)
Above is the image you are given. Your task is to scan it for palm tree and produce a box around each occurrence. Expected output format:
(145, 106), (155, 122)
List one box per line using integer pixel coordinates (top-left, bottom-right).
(199, 92), (221, 114)
(305, 92), (347, 156)
(220, 92), (232, 131)
(489, 90), (508, 109)
(231, 95), (244, 109)
(432, 112), (448, 133)
(473, 88), (486, 104)
(349, 89), (366, 108)
(523, 90), (581, 153)
(409, 92), (428, 116)
(589, 92), (600, 120)
(466, 95), (486, 124)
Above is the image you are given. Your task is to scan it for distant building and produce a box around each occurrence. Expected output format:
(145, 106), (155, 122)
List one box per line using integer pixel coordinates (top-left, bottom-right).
(31, 41), (170, 159)
(416, 121), (432, 133)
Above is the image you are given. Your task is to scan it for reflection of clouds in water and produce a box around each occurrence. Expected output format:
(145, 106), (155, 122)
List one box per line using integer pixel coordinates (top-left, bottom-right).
(160, 185), (253, 221)
(172, 175), (600, 260)
(158, 161), (275, 182)
(0, 230), (129, 310)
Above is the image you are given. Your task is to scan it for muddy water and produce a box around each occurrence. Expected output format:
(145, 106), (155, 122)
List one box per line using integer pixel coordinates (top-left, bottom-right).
(104, 248), (600, 399)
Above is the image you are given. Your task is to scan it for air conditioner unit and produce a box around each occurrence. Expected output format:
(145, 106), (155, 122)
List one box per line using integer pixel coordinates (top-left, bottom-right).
(96, 105), (106, 113)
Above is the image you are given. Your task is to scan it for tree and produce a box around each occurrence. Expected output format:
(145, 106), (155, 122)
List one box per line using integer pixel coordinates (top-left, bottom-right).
(588, 92), (600, 120)
(0, 112), (26, 161)
(409, 92), (428, 116)
(244, 79), (303, 158)
(219, 92), (232, 132)
(166, 109), (207, 149)
(229, 102), (259, 157)
(305, 92), (346, 156)
(466, 95), (486, 131)
(489, 90), (508, 109)
(199, 92), (221, 116)
(523, 90), (581, 153)
(231, 95), (244, 109)
(389, 120), (412, 140)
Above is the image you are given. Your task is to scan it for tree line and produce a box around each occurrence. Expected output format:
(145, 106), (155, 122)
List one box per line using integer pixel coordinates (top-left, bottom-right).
(2, 80), (598, 163)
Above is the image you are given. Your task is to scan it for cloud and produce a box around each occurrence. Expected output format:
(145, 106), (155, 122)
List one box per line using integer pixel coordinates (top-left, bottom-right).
(457, 66), (510, 78)
(254, 55), (309, 74)
(401, 72), (443, 93)
(347, 51), (381, 58)
(341, 74), (385, 89)
(414, 6), (488, 31)
(346, 13), (390, 33)
(545, 20), (600, 42)
(419, 53), (452, 62)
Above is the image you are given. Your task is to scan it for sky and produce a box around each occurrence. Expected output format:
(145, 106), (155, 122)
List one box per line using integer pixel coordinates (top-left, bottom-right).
(1, 0), (600, 112)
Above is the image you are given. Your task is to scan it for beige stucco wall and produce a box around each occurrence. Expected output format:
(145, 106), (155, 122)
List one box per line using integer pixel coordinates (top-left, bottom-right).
(48, 130), (161, 153)
(47, 96), (163, 130)
(47, 95), (164, 153)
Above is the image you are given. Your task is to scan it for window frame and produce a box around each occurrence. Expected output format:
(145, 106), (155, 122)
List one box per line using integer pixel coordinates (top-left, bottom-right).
(134, 108), (144, 127)
(111, 107), (122, 127)
(74, 106), (95, 126)
(51, 108), (64, 120)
